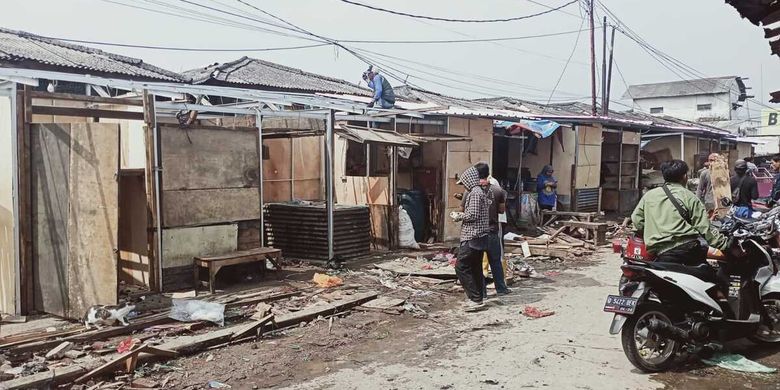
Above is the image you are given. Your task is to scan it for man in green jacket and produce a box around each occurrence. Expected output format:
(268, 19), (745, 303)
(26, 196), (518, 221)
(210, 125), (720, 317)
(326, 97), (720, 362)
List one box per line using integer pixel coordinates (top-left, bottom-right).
(632, 159), (729, 265)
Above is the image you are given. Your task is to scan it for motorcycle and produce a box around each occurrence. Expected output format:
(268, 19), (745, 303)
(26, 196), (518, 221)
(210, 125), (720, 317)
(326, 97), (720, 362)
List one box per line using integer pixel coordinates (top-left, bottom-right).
(605, 204), (780, 372)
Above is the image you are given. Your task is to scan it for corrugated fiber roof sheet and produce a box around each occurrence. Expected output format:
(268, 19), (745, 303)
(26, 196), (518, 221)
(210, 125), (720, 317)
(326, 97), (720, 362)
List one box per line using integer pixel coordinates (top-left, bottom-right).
(623, 76), (742, 100)
(184, 56), (371, 96)
(0, 28), (186, 82)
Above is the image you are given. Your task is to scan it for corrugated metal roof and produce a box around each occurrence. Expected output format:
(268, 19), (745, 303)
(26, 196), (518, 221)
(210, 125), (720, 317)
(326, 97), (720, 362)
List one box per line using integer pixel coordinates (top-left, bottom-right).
(337, 125), (418, 146)
(184, 56), (371, 96)
(623, 76), (746, 100)
(0, 28), (185, 82)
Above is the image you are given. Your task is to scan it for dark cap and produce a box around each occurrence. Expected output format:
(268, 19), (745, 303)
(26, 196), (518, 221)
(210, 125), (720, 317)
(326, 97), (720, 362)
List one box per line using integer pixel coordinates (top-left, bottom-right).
(734, 159), (748, 170)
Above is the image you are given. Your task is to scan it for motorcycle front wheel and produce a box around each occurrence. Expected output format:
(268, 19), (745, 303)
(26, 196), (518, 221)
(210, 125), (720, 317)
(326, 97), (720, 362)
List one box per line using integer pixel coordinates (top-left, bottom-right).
(749, 294), (780, 344)
(621, 303), (679, 373)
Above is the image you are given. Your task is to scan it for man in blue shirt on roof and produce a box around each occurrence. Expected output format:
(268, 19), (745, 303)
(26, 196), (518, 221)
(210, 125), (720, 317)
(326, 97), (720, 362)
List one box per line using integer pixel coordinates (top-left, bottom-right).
(362, 65), (395, 109)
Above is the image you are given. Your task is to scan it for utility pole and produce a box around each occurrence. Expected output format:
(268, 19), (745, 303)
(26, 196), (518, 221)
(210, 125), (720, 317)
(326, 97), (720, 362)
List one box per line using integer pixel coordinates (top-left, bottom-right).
(605, 26), (616, 114)
(601, 16), (607, 116)
(589, 0), (597, 116)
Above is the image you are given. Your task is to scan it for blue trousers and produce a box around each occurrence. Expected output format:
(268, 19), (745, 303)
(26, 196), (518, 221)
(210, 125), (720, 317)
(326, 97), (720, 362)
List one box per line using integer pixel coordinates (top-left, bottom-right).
(483, 231), (509, 295)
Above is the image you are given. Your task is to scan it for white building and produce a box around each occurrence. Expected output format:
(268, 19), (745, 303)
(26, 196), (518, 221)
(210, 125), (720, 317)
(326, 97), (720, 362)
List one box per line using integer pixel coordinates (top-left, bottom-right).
(624, 76), (755, 131)
(624, 76), (749, 121)
(624, 76), (777, 154)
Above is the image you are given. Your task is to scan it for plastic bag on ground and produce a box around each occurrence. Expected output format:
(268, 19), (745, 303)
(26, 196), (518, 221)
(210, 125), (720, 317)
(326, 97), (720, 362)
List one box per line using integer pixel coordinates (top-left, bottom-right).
(399, 208), (420, 249)
(702, 353), (777, 373)
(312, 273), (343, 288)
(169, 299), (225, 326)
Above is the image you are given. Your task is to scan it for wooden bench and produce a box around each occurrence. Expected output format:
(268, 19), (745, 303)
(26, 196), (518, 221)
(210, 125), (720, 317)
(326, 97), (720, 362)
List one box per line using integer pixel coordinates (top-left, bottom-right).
(541, 210), (599, 227)
(193, 247), (283, 295)
(560, 220), (608, 246)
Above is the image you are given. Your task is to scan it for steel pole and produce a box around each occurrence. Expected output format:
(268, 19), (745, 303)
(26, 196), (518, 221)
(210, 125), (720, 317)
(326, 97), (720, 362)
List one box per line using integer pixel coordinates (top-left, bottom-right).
(256, 112), (265, 247)
(326, 109), (335, 260)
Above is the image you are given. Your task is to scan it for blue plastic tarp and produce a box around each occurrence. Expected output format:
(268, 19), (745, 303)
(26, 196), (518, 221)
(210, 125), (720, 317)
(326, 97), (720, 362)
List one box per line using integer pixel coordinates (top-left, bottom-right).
(495, 120), (561, 138)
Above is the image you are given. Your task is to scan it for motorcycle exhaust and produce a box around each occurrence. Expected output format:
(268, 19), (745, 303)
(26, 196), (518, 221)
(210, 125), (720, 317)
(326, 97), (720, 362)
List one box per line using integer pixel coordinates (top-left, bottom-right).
(647, 319), (692, 342)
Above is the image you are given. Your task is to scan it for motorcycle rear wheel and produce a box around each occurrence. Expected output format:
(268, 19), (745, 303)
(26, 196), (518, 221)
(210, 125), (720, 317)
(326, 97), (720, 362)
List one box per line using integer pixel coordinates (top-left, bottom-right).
(749, 294), (780, 344)
(621, 303), (679, 373)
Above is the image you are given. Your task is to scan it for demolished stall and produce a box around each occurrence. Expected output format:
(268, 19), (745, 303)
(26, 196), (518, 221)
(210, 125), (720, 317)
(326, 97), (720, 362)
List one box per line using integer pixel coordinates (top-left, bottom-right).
(480, 98), (643, 215)
(185, 57), (426, 254)
(0, 62), (408, 318)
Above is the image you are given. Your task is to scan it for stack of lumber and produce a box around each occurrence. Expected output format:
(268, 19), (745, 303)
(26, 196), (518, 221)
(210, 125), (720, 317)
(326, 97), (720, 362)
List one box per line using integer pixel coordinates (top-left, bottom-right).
(504, 226), (596, 259)
(264, 203), (371, 261)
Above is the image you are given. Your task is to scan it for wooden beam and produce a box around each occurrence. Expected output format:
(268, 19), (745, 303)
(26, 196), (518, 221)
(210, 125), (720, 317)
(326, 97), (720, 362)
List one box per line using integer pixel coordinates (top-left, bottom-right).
(142, 91), (160, 292)
(28, 91), (144, 106)
(18, 85), (33, 314)
(31, 105), (145, 121)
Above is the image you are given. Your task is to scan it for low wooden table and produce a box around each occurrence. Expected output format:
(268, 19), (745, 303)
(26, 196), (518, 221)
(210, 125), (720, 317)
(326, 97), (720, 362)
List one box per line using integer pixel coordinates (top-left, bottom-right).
(560, 220), (608, 245)
(193, 247), (283, 295)
(541, 210), (599, 227)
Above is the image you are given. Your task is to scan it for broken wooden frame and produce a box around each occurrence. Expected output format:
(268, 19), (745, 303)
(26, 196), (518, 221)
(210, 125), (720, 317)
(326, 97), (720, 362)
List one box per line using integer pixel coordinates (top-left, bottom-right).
(0, 68), (422, 315)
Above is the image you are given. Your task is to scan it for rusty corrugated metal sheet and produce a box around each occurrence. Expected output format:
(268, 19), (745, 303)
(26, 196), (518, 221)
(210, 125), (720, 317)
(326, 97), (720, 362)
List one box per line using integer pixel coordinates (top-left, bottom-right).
(264, 203), (371, 261)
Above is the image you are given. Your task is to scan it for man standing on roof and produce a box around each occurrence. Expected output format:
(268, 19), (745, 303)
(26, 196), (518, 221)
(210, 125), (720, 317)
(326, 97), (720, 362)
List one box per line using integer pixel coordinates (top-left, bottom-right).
(362, 65), (395, 109)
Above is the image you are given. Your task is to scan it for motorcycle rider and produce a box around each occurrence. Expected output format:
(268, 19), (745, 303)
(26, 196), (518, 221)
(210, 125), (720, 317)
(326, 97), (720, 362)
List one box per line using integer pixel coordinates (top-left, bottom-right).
(632, 159), (729, 266)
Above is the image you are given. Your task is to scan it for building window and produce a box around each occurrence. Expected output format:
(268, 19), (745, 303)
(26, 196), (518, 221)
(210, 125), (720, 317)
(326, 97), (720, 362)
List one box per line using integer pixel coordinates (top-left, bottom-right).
(650, 107), (663, 114)
(697, 103), (712, 111)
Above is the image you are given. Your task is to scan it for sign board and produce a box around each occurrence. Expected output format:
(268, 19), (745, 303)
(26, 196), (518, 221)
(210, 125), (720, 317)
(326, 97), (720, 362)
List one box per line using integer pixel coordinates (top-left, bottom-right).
(760, 110), (780, 136)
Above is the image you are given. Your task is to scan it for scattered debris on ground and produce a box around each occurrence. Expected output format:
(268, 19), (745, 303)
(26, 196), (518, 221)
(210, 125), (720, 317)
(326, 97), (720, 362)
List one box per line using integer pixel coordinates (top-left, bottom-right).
(522, 306), (556, 319)
(0, 247), (600, 389)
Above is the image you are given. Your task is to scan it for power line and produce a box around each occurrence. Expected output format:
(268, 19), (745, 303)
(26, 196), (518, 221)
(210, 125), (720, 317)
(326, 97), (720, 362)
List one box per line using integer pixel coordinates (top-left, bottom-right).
(100, 0), (317, 44)
(595, 0), (777, 113)
(340, 28), (588, 44)
(40, 37), (330, 52)
(545, 17), (586, 107)
(337, 0), (579, 23)
(353, 46), (586, 97)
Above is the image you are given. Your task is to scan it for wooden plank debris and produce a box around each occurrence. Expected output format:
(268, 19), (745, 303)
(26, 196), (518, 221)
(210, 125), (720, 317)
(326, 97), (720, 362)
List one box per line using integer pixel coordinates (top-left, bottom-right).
(74, 343), (178, 384)
(0, 364), (88, 390)
(360, 296), (406, 310)
(231, 314), (275, 341)
(44, 341), (74, 360)
(374, 263), (457, 279)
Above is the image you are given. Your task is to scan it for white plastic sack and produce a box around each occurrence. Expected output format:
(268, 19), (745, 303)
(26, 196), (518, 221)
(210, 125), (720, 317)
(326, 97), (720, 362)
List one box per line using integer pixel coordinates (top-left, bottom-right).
(520, 193), (540, 227)
(169, 299), (225, 326)
(398, 208), (420, 249)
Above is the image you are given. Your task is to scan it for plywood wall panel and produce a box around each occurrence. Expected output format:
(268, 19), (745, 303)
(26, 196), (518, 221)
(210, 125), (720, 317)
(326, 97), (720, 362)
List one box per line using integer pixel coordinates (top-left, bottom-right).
(263, 138), (292, 181)
(161, 225), (237, 268)
(163, 188), (260, 227)
(31, 123), (71, 318)
(161, 126), (258, 190)
(66, 123), (119, 318)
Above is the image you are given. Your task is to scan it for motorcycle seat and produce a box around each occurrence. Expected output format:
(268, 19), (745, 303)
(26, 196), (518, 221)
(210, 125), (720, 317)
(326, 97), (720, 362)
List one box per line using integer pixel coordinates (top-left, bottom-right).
(647, 262), (720, 284)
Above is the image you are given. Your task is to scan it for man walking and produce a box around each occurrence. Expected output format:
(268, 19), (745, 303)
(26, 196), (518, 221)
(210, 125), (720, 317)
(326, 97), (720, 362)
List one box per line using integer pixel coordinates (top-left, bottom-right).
(454, 162), (492, 312)
(484, 177), (510, 296)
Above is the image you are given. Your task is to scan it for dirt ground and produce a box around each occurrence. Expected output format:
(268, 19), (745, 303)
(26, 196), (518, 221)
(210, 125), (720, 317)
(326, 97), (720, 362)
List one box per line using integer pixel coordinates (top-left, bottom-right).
(140, 250), (780, 390)
(8, 249), (780, 389)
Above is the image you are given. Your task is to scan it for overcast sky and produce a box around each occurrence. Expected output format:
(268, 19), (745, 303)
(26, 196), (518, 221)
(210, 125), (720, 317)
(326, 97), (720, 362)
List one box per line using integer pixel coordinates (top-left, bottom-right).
(2, 0), (778, 113)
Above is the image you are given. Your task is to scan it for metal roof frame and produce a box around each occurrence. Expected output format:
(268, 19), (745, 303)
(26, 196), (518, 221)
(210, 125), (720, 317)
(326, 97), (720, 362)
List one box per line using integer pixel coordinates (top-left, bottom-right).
(0, 68), (423, 120)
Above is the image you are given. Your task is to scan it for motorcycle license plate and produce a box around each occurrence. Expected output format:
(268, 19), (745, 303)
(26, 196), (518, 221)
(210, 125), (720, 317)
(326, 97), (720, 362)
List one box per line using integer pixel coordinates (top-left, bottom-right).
(603, 295), (638, 315)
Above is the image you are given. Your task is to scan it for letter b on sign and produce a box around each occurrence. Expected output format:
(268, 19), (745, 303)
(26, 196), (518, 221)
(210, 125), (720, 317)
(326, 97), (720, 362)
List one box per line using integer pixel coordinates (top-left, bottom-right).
(770, 113), (778, 126)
